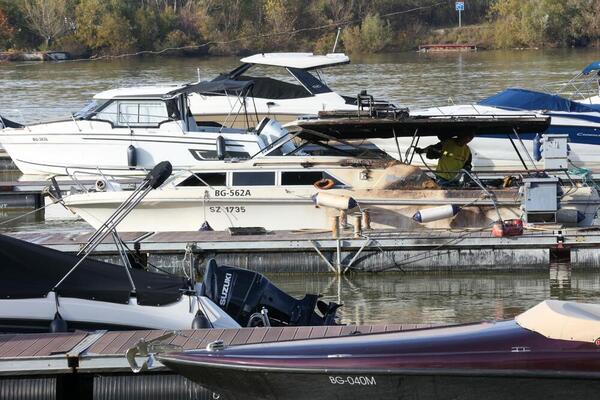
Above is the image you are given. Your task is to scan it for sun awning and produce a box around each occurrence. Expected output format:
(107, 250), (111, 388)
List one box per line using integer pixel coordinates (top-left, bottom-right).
(284, 114), (551, 140)
(516, 300), (600, 343)
(240, 53), (350, 70)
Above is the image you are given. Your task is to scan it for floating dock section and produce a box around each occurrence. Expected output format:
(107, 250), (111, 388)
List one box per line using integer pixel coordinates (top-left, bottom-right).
(9, 227), (600, 274)
(0, 324), (429, 400)
(418, 44), (478, 52)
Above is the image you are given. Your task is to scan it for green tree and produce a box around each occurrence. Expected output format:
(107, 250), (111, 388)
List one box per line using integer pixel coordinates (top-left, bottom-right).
(75, 0), (136, 55)
(342, 13), (392, 53)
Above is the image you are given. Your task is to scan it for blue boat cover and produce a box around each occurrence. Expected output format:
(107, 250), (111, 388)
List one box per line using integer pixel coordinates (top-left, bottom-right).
(479, 88), (600, 113)
(582, 61), (600, 75)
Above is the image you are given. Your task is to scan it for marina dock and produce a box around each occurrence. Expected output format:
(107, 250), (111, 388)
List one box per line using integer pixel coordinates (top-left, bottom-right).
(9, 227), (599, 274)
(0, 324), (430, 399)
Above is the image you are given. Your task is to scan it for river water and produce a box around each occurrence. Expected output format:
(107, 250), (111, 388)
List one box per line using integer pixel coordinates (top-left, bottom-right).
(2, 49), (600, 325)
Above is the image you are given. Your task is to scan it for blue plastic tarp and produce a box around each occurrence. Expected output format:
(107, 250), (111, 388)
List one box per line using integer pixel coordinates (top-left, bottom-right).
(479, 88), (600, 113)
(582, 61), (600, 75)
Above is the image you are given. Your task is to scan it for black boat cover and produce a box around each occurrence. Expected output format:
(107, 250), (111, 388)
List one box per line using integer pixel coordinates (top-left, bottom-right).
(0, 234), (189, 306)
(287, 115), (551, 140)
(168, 79), (254, 97)
(0, 116), (24, 128)
(232, 76), (310, 99)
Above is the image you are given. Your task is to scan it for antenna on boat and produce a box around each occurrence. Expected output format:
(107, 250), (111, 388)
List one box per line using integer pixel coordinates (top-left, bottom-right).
(52, 161), (173, 291)
(332, 27), (342, 53)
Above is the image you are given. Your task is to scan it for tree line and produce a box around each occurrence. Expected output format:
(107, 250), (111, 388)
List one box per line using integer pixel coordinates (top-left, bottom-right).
(0, 0), (599, 57)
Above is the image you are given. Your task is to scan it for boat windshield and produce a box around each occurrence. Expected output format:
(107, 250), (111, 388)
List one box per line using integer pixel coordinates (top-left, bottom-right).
(74, 100), (107, 119)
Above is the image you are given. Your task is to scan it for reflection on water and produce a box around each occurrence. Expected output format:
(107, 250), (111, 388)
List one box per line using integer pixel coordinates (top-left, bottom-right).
(269, 266), (600, 325)
(0, 209), (44, 229)
(2, 49), (600, 123)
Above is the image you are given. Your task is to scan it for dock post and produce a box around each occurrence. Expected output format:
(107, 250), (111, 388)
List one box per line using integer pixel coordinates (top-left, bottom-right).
(361, 209), (371, 230)
(339, 210), (348, 229)
(353, 214), (362, 238)
(331, 216), (340, 238)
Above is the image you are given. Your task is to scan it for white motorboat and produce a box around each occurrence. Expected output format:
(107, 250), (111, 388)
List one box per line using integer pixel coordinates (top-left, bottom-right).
(63, 114), (599, 233)
(373, 61), (600, 174)
(0, 163), (236, 333)
(0, 80), (294, 176)
(0, 232), (238, 332)
(188, 52), (360, 127)
(0, 164), (339, 333)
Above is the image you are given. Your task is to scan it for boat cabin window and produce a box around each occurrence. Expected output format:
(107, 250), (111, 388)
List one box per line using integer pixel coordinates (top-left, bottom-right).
(91, 100), (170, 127)
(118, 101), (169, 126)
(281, 171), (343, 186)
(92, 101), (119, 124)
(232, 171), (275, 186)
(74, 100), (107, 119)
(177, 172), (226, 187)
(288, 68), (333, 95)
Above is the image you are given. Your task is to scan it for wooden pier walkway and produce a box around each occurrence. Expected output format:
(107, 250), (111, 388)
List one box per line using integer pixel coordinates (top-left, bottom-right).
(0, 324), (433, 399)
(0, 324), (429, 376)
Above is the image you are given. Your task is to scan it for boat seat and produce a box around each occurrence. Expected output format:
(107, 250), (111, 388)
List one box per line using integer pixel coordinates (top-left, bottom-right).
(515, 299), (600, 343)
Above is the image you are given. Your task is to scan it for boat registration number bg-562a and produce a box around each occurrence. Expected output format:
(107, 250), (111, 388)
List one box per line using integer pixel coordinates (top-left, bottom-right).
(214, 189), (251, 197)
(328, 376), (377, 386)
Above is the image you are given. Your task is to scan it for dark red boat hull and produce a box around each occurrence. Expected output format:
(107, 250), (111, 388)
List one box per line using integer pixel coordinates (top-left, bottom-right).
(158, 321), (600, 400)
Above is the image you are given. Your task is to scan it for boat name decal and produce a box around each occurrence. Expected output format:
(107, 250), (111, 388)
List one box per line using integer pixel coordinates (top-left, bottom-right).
(219, 273), (233, 306)
(32, 137), (48, 142)
(214, 189), (251, 197)
(209, 206), (246, 214)
(328, 376), (376, 386)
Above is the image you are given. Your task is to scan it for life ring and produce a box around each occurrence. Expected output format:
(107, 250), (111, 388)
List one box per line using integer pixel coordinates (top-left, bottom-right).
(314, 178), (335, 190)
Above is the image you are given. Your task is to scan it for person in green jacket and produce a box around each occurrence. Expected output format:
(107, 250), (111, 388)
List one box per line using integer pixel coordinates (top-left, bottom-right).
(416, 134), (474, 186)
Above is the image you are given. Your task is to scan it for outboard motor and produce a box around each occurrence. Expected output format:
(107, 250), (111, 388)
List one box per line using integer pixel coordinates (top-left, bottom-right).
(199, 259), (340, 327)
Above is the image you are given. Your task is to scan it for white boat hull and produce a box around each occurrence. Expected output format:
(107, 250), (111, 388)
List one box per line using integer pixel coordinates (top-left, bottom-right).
(64, 186), (600, 232)
(0, 291), (240, 332)
(188, 92), (356, 128)
(0, 120), (265, 176)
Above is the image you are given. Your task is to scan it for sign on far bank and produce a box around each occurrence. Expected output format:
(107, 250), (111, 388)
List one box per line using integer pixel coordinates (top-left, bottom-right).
(456, 1), (464, 11)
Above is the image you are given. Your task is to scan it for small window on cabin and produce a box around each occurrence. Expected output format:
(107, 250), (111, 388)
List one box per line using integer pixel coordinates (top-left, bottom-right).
(281, 171), (344, 186)
(92, 101), (118, 124)
(232, 172), (275, 186)
(116, 101), (169, 126)
(177, 173), (226, 187)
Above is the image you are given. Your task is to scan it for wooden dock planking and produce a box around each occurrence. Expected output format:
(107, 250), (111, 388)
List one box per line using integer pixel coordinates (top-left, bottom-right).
(0, 323), (438, 376)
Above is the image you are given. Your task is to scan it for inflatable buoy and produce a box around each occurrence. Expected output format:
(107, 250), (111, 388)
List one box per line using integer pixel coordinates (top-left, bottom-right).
(127, 145), (137, 169)
(314, 178), (335, 190)
(49, 312), (68, 333)
(192, 311), (212, 329)
(312, 192), (358, 210)
(216, 135), (226, 160)
(413, 205), (460, 223)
